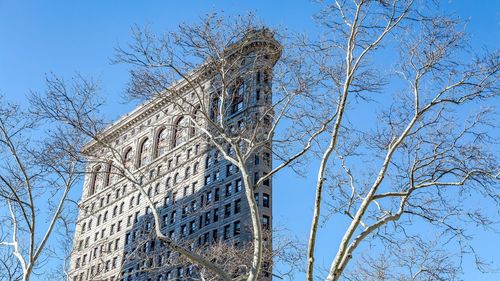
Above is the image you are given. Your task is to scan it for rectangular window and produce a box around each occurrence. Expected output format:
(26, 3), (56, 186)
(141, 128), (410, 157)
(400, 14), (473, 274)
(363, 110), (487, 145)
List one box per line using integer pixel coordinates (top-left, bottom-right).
(191, 182), (197, 194)
(213, 208), (219, 222)
(226, 164), (234, 177)
(206, 191), (213, 204)
(189, 221), (196, 234)
(233, 221), (241, 236)
(225, 183), (232, 197)
(235, 179), (242, 193)
(170, 211), (177, 224)
(231, 84), (244, 115)
(263, 215), (270, 230)
(205, 212), (211, 226)
(224, 204), (231, 218)
(214, 188), (220, 201)
(263, 193), (270, 208)
(223, 225), (231, 240)
(234, 199), (241, 214)
(263, 172), (270, 186)
(180, 225), (187, 237)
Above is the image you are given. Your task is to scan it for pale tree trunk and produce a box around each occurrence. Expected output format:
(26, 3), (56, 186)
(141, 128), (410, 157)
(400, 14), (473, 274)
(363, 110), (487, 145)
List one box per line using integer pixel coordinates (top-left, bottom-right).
(306, 1), (413, 279)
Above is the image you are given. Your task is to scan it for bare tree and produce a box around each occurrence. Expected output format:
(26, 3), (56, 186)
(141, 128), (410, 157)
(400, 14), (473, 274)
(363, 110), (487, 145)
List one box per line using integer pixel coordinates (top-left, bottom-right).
(302, 1), (499, 280)
(0, 95), (85, 281)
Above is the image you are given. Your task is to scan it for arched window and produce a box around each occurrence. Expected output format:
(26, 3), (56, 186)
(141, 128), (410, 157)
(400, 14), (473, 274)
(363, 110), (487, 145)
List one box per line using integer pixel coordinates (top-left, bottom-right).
(113, 206), (118, 217)
(89, 165), (103, 196)
(120, 202), (124, 214)
(165, 177), (171, 189)
(184, 167), (191, 179)
(174, 173), (179, 184)
(138, 138), (150, 167)
(156, 128), (168, 157)
(172, 117), (189, 148)
(123, 147), (133, 170)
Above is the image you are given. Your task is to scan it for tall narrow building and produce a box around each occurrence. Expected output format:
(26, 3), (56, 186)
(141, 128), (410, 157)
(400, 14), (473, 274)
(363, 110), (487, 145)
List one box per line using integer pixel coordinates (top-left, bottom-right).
(69, 29), (281, 281)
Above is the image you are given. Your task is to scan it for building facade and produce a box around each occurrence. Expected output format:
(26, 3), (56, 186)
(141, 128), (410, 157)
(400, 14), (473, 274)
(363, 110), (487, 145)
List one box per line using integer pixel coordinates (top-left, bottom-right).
(69, 29), (280, 281)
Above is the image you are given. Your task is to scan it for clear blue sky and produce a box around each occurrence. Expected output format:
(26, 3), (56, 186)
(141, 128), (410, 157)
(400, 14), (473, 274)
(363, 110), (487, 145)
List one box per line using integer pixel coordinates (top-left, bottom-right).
(1, 1), (498, 280)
